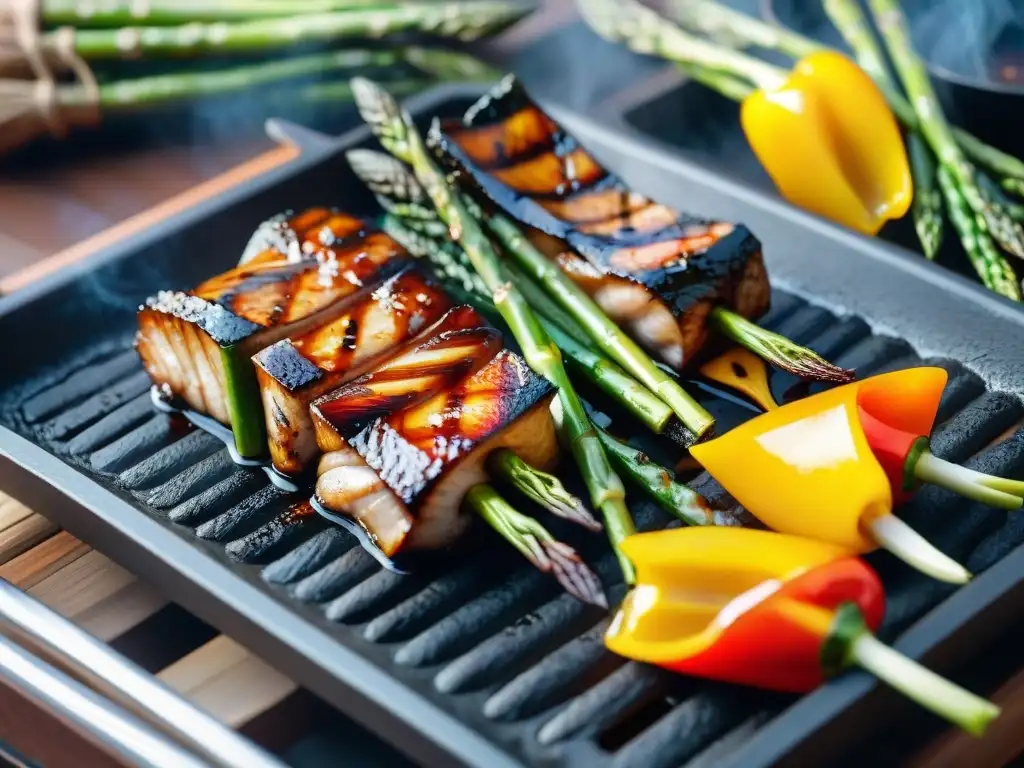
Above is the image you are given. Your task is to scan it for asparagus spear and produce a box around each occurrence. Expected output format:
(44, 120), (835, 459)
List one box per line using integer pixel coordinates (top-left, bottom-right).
(593, 426), (713, 527)
(1, 50), (417, 156)
(466, 484), (607, 607)
(821, 0), (943, 259)
(937, 166), (1021, 298)
(40, 0), (398, 27)
(348, 149), (678, 435)
(56, 2), (532, 62)
(665, 0), (1024, 193)
(350, 78), (638, 583)
(866, 0), (1023, 291)
(486, 449), (601, 532)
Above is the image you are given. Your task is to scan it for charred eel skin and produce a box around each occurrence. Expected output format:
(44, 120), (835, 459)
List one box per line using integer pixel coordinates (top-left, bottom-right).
(431, 76), (770, 371)
(136, 209), (405, 458)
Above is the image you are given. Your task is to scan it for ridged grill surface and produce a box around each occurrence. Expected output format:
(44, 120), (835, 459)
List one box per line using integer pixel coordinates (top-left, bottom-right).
(3, 287), (1023, 768)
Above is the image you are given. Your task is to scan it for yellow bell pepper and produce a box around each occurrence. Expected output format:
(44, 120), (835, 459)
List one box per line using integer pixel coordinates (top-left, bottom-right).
(605, 527), (999, 736)
(698, 347), (778, 412)
(741, 51), (912, 235)
(690, 368), (970, 584)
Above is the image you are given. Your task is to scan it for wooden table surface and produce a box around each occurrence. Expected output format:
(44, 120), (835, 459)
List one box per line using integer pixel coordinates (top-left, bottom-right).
(1, 4), (1024, 766)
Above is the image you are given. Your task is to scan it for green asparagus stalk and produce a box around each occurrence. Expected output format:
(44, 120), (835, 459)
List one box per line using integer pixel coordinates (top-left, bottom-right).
(867, 0), (1024, 274)
(93, 50), (404, 108)
(579, 0), (786, 91)
(665, 0), (1024, 192)
(485, 213), (714, 438)
(710, 310), (854, 383)
(466, 484), (607, 607)
(677, 61), (755, 102)
(1, 50), (418, 156)
(672, 0), (819, 57)
(907, 133), (944, 259)
(486, 449), (601, 531)
(40, 0), (396, 27)
(60, 2), (531, 61)
(937, 166), (1021, 298)
(350, 77), (638, 583)
(821, 0), (943, 259)
(593, 426), (712, 527)
(349, 149), (678, 435)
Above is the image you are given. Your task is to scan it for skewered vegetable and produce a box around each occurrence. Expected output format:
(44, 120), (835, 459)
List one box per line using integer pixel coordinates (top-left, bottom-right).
(606, 527), (1000, 735)
(854, 368), (1024, 508)
(433, 76), (851, 383)
(350, 77), (638, 584)
(136, 209), (402, 458)
(253, 264), (452, 476)
(688, 367), (1024, 584)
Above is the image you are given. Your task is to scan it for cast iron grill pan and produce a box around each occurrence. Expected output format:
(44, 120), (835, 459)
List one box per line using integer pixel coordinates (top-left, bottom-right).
(2, 86), (1024, 768)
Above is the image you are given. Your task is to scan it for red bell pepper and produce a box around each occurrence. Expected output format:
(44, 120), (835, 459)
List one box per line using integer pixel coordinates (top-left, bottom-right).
(607, 527), (1000, 736)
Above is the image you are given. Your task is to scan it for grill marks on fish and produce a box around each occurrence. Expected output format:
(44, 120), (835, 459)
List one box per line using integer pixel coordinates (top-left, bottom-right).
(311, 307), (502, 440)
(253, 266), (453, 476)
(136, 211), (407, 435)
(194, 228), (405, 329)
(432, 78), (770, 370)
(314, 347), (557, 556)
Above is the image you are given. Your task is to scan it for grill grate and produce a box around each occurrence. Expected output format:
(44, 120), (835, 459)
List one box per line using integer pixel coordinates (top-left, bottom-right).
(4, 286), (1024, 767)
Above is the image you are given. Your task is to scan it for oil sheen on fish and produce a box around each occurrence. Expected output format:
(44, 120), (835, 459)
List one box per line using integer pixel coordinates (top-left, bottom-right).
(313, 345), (557, 556)
(253, 265), (452, 476)
(136, 210), (404, 457)
(431, 77), (771, 371)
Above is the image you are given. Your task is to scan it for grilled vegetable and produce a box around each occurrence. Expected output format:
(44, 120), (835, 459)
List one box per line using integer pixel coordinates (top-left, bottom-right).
(431, 76), (770, 372)
(690, 369), (979, 584)
(606, 527), (999, 735)
(253, 265), (452, 476)
(136, 209), (402, 458)
(312, 338), (558, 556)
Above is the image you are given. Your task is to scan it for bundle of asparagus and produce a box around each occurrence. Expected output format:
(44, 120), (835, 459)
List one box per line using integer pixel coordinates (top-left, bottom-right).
(576, 0), (1024, 301)
(0, 46), (499, 156)
(0, 0), (524, 156)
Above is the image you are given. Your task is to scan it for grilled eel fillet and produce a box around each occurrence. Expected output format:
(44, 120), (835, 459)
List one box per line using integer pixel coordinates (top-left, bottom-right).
(431, 76), (771, 371)
(135, 209), (404, 456)
(311, 306), (558, 556)
(253, 265), (452, 476)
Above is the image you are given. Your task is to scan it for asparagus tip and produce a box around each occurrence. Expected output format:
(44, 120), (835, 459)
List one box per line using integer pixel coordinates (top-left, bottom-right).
(543, 540), (609, 608)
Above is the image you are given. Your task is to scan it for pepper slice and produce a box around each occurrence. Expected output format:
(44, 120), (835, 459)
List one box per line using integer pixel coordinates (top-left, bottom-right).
(690, 369), (971, 583)
(741, 51), (912, 235)
(607, 527), (999, 736)
(856, 367), (1024, 508)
